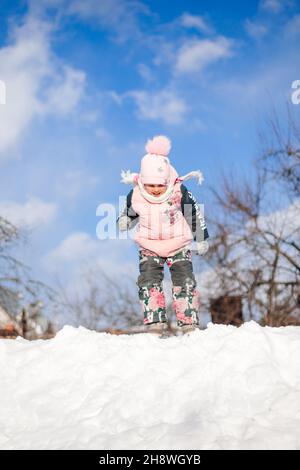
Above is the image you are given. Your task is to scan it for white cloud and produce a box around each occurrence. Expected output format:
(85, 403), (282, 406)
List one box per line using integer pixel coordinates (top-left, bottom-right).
(260, 0), (284, 13)
(95, 127), (111, 140)
(175, 37), (233, 75)
(54, 169), (100, 202)
(124, 89), (189, 124)
(0, 197), (57, 229)
(42, 231), (137, 285)
(213, 46), (298, 112)
(152, 41), (176, 67)
(255, 199), (300, 238)
(41, 231), (138, 316)
(186, 118), (208, 134)
(45, 232), (99, 263)
(0, 14), (86, 161)
(109, 90), (124, 106)
(180, 13), (213, 35)
(0, 80), (6, 104)
(136, 63), (155, 82)
(54, 0), (151, 43)
(80, 110), (101, 123)
(38, 65), (85, 116)
(244, 19), (269, 39)
(284, 14), (300, 36)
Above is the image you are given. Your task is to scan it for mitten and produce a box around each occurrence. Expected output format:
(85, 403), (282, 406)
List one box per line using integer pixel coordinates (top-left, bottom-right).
(196, 240), (209, 256)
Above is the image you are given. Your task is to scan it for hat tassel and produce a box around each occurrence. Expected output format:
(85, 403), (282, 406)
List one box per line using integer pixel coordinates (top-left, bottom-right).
(177, 170), (204, 185)
(120, 170), (139, 184)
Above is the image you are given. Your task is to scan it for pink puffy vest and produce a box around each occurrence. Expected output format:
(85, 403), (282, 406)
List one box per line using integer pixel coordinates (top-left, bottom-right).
(131, 168), (193, 257)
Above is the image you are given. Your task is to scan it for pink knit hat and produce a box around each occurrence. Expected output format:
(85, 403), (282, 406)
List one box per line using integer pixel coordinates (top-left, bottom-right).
(120, 135), (204, 187)
(140, 135), (171, 185)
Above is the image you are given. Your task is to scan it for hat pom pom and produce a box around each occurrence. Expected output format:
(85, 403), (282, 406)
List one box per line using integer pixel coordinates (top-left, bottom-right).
(145, 135), (171, 156)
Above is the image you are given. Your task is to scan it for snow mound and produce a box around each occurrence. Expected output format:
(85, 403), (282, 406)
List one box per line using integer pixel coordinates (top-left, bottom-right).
(0, 321), (300, 450)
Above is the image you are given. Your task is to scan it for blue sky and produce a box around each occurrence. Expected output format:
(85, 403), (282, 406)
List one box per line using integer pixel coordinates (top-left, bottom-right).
(0, 0), (299, 321)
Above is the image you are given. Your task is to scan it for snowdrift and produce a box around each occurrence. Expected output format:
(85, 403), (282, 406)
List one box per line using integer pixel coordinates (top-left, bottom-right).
(0, 321), (299, 450)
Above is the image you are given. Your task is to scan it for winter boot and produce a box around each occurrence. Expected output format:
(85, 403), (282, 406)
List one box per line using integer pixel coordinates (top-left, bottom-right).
(180, 324), (199, 335)
(146, 321), (170, 337)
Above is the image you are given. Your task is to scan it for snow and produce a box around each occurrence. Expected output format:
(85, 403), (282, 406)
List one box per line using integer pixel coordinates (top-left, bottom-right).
(0, 321), (300, 450)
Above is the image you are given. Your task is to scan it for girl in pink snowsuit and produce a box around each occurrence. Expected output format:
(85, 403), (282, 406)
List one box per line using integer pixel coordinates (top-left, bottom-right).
(117, 135), (209, 333)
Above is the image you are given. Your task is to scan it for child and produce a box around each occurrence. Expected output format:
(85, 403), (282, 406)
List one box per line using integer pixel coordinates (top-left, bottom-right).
(117, 135), (209, 335)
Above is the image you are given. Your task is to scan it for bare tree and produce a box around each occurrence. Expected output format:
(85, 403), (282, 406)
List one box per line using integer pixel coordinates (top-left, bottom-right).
(55, 265), (141, 331)
(259, 104), (300, 199)
(0, 215), (57, 322)
(204, 110), (300, 326)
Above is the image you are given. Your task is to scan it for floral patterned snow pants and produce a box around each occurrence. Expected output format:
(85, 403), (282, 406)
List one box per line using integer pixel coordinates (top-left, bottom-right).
(137, 248), (200, 326)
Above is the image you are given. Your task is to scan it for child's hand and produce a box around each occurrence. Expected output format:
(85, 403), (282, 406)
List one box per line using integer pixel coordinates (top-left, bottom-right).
(196, 240), (209, 256)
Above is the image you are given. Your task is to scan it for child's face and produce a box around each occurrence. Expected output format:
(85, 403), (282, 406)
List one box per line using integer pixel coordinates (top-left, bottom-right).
(144, 184), (167, 197)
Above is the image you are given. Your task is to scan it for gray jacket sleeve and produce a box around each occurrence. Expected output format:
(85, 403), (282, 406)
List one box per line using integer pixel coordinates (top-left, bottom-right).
(116, 189), (139, 230)
(180, 184), (209, 242)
